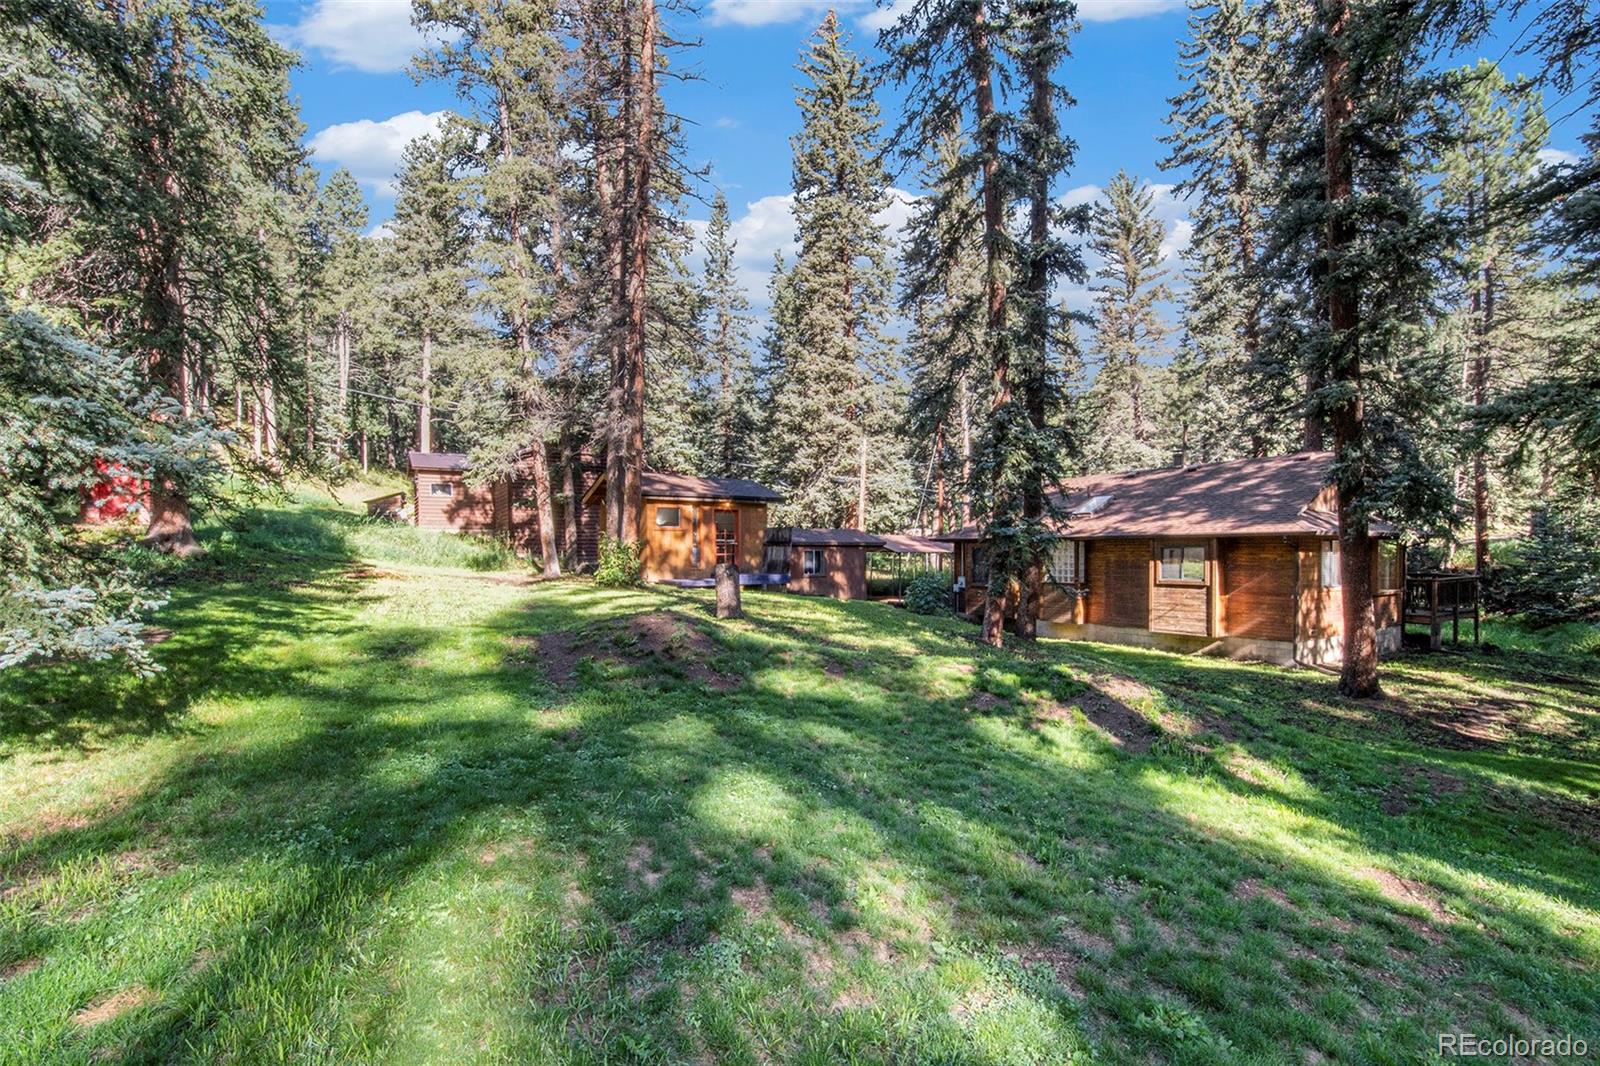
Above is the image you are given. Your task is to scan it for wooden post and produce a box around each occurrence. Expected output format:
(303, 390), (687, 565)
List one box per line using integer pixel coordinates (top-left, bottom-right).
(715, 563), (742, 619)
(1428, 577), (1442, 652)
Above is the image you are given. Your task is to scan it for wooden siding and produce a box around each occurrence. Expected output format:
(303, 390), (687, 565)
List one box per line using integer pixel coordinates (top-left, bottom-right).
(1086, 539), (1148, 628)
(1151, 580), (1208, 635)
(413, 473), (495, 534)
(1296, 536), (1405, 643)
(788, 545), (869, 599)
(1220, 537), (1297, 643)
(639, 500), (766, 582)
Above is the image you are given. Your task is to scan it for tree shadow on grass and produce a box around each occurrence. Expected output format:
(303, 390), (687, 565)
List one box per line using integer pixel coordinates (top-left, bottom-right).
(2, 583), (1597, 1063)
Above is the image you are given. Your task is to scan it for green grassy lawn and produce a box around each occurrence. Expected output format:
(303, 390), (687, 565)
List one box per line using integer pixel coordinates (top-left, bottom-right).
(2, 495), (1598, 1064)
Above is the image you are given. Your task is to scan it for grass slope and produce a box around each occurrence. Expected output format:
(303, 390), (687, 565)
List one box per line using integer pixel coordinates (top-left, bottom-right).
(1, 496), (1597, 1064)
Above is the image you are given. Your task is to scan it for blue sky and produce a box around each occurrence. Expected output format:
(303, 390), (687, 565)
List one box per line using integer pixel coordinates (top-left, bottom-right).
(268, 0), (1587, 315)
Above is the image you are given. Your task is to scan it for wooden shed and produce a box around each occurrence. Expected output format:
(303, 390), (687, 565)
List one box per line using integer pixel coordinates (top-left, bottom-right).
(408, 451), (496, 535)
(406, 447), (603, 568)
(941, 452), (1404, 668)
(582, 471), (784, 583)
(765, 528), (884, 599)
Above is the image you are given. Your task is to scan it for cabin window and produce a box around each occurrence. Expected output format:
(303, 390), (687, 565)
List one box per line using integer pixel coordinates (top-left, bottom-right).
(970, 546), (990, 586)
(655, 506), (681, 528)
(1321, 540), (1341, 588)
(1159, 544), (1206, 583)
(1047, 540), (1084, 585)
(430, 481), (454, 497)
(803, 549), (824, 576)
(1377, 541), (1401, 591)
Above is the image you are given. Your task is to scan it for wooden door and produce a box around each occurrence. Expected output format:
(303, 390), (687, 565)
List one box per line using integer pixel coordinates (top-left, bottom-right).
(714, 509), (738, 568)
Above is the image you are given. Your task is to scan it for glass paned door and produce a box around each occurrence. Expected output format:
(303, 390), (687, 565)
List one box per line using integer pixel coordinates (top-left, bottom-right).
(714, 510), (738, 567)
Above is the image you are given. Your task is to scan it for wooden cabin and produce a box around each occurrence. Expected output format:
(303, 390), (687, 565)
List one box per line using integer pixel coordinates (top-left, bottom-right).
(406, 448), (604, 568)
(941, 452), (1404, 668)
(582, 471), (784, 583)
(764, 528), (884, 599)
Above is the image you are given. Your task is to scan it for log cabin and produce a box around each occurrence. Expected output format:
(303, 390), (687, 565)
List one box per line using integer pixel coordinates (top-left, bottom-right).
(581, 471), (784, 583)
(406, 448), (603, 568)
(763, 528), (885, 599)
(940, 452), (1404, 668)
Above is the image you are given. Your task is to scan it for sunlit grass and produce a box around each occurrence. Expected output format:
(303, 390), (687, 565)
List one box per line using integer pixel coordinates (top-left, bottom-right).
(1, 494), (1597, 1063)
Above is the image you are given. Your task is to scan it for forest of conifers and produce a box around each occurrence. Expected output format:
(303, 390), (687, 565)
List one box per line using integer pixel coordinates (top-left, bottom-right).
(3, 0), (1599, 696)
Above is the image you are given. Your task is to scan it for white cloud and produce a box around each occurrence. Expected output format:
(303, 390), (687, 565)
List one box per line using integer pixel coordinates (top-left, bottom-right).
(1078, 0), (1186, 21)
(714, 116), (742, 129)
(1159, 217), (1194, 262)
(706, 0), (835, 27)
(1538, 147), (1581, 168)
(690, 186), (920, 309)
(308, 110), (452, 196)
(366, 221), (396, 240)
(859, 0), (915, 31)
(278, 0), (455, 74)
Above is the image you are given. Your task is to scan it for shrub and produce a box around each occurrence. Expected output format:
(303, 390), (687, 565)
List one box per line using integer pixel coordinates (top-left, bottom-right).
(594, 537), (643, 588)
(1491, 488), (1600, 625)
(904, 568), (953, 615)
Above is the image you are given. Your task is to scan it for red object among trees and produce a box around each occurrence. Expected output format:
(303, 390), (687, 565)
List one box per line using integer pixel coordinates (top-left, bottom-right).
(79, 459), (150, 524)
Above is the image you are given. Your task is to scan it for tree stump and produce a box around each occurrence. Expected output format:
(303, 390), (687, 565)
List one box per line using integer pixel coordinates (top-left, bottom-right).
(715, 564), (742, 619)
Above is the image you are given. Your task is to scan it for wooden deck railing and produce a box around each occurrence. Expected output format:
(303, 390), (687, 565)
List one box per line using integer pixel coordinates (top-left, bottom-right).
(1404, 572), (1480, 648)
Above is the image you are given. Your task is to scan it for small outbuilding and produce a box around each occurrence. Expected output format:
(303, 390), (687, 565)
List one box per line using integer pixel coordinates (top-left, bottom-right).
(582, 471), (785, 583)
(406, 447), (604, 568)
(765, 528), (885, 599)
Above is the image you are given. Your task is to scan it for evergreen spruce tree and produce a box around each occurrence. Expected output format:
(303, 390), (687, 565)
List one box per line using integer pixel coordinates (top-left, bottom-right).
(766, 13), (898, 529)
(388, 133), (472, 457)
(697, 191), (760, 478)
(1437, 61), (1550, 576)
(414, 0), (568, 572)
(1162, 0), (1296, 459)
(313, 167), (369, 455)
(1086, 171), (1170, 472)
(1254, 0), (1461, 696)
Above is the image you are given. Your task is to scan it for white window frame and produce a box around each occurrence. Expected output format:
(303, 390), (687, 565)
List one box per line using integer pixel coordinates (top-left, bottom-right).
(430, 481), (454, 497)
(803, 548), (824, 576)
(1321, 539), (1341, 589)
(655, 505), (681, 528)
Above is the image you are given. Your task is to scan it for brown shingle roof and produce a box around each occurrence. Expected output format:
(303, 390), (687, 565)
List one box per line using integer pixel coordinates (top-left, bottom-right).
(407, 451), (469, 472)
(876, 533), (953, 555)
(937, 452), (1393, 540)
(641, 471), (784, 502)
(766, 527), (884, 548)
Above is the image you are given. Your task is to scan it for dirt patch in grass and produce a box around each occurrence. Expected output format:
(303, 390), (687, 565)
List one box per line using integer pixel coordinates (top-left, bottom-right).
(628, 842), (663, 889)
(531, 611), (742, 690)
(1234, 877), (1294, 909)
(1076, 684), (1159, 754)
(1357, 867), (1450, 934)
(72, 985), (155, 1028)
(1005, 943), (1084, 998)
(2, 957), (42, 981)
(1381, 764), (1468, 816)
(1377, 691), (1552, 750)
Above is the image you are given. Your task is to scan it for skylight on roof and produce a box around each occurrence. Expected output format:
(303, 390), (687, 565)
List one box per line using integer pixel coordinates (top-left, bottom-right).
(1076, 494), (1113, 515)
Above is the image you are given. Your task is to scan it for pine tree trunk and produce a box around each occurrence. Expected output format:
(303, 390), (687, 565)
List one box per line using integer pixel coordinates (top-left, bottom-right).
(971, 0), (1009, 649)
(959, 373), (972, 526)
(933, 420), (947, 534)
(1014, 18), (1055, 643)
(361, 430), (369, 473)
(419, 329), (433, 453)
(1323, 0), (1379, 698)
(1472, 214), (1493, 575)
(143, 484), (202, 557)
(856, 432), (869, 530)
(612, 0), (654, 546)
(561, 439), (580, 560)
(251, 396), (262, 459)
(528, 448), (561, 578)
